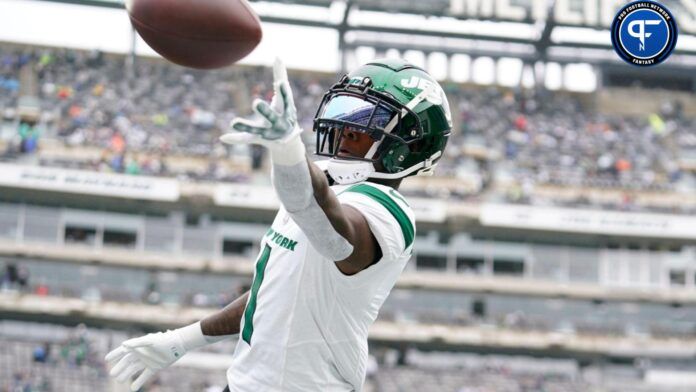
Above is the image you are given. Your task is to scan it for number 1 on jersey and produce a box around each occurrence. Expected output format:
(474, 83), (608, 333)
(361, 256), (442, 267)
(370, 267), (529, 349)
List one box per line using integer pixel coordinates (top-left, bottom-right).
(242, 244), (272, 345)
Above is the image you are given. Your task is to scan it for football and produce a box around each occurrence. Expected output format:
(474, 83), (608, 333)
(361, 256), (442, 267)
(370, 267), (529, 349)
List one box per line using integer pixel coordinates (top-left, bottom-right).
(125, 0), (263, 69)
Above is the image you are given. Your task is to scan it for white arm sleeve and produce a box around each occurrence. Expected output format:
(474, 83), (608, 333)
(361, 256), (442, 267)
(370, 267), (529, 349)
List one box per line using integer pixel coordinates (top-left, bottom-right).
(271, 160), (354, 261)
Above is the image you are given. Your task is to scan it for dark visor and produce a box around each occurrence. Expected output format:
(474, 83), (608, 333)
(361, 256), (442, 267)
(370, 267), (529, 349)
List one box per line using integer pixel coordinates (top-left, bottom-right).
(318, 95), (395, 131)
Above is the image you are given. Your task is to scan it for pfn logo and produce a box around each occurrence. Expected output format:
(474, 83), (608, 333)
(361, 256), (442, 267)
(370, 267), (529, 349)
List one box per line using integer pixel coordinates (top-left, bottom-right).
(611, 2), (677, 67)
(627, 19), (662, 51)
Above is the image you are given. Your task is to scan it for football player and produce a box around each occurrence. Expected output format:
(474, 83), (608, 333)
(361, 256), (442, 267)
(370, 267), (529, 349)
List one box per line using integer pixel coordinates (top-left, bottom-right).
(106, 58), (451, 392)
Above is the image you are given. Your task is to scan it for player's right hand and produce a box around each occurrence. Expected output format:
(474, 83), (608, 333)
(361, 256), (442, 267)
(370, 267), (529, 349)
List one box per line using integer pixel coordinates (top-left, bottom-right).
(105, 330), (188, 391)
(221, 57), (302, 147)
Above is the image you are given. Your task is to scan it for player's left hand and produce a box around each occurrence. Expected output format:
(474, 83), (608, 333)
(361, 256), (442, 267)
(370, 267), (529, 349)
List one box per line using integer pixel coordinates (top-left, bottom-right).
(221, 57), (302, 149)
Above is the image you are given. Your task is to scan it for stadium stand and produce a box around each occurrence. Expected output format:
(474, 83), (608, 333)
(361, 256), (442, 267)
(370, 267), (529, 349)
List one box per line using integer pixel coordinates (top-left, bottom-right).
(2, 258), (695, 346)
(1, 44), (695, 213)
(0, 321), (233, 392)
(2, 320), (693, 392)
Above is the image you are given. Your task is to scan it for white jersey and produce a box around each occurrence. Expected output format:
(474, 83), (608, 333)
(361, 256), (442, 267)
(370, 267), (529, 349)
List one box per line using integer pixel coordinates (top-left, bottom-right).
(227, 181), (415, 392)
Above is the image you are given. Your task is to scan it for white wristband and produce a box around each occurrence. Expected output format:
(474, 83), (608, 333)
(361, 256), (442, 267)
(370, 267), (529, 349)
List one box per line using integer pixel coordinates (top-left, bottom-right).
(176, 321), (233, 351)
(269, 129), (306, 166)
(176, 322), (209, 351)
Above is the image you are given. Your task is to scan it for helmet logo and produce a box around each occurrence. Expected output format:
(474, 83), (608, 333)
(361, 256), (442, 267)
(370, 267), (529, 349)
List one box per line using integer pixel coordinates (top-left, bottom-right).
(400, 76), (443, 105)
(400, 76), (452, 127)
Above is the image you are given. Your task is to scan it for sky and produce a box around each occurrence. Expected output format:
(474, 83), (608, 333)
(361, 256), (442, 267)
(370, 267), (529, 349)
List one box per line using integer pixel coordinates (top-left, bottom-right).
(0, 0), (603, 91)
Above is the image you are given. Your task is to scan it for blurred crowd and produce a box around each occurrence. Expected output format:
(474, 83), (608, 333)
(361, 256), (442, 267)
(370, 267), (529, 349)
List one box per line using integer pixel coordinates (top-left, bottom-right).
(0, 45), (694, 208)
(449, 87), (694, 192)
(1, 323), (104, 392)
(0, 47), (277, 182)
(1, 321), (686, 392)
(0, 262), (30, 292)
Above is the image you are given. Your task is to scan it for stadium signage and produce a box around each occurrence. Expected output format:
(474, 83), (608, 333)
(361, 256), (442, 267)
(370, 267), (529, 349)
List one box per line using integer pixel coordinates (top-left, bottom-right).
(449, 0), (696, 35)
(480, 204), (696, 239)
(409, 198), (447, 224)
(214, 184), (281, 210)
(214, 185), (447, 223)
(0, 163), (179, 201)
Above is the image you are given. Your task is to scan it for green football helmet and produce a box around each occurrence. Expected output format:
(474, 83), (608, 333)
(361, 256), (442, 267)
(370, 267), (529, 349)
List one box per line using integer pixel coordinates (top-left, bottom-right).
(313, 58), (452, 184)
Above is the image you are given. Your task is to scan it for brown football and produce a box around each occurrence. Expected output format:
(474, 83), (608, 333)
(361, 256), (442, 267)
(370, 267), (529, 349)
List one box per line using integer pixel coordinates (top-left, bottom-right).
(126, 0), (262, 69)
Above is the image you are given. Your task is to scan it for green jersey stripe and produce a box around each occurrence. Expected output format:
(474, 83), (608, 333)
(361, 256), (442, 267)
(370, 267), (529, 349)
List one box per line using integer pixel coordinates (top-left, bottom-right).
(388, 188), (410, 207)
(242, 244), (272, 345)
(346, 184), (414, 249)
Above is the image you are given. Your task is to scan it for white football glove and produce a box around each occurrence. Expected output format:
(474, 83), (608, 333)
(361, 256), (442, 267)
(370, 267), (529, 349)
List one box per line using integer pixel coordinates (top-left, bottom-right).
(220, 57), (305, 166)
(105, 322), (209, 391)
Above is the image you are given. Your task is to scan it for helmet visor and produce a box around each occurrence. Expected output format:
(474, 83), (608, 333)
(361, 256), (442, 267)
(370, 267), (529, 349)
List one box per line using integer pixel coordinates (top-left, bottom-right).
(318, 95), (395, 131)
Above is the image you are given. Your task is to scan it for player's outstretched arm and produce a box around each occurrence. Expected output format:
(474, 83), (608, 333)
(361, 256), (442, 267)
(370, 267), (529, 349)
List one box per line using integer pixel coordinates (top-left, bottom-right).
(220, 59), (377, 274)
(106, 292), (248, 391)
